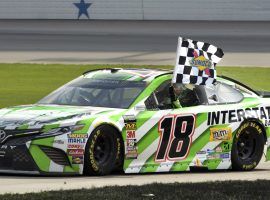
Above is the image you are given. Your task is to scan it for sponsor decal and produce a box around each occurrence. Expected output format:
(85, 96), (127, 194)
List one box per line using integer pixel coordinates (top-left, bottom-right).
(196, 151), (207, 160)
(68, 134), (88, 139)
(222, 142), (231, 152)
(127, 139), (136, 149)
(125, 123), (136, 131)
(206, 149), (215, 154)
(197, 151), (207, 154)
(215, 147), (223, 153)
(206, 149), (219, 160)
(210, 127), (232, 141)
(68, 134), (88, 144)
(190, 50), (212, 75)
(72, 156), (84, 164)
(127, 130), (135, 139)
(67, 144), (84, 149)
(67, 149), (84, 156)
(207, 154), (220, 160)
(207, 107), (270, 126)
(124, 120), (138, 159)
(219, 153), (230, 159)
(193, 157), (203, 167)
(206, 148), (231, 160)
(125, 150), (138, 159)
(53, 140), (64, 144)
(68, 138), (86, 143)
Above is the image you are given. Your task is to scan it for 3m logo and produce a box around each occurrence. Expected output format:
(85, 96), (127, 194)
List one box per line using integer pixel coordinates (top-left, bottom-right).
(127, 130), (135, 139)
(210, 127), (232, 141)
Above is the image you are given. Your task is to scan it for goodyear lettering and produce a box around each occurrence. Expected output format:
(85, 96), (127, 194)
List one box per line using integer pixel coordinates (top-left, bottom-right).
(207, 107), (270, 126)
(243, 162), (257, 170)
(236, 122), (263, 139)
(89, 131), (100, 171)
(116, 138), (121, 160)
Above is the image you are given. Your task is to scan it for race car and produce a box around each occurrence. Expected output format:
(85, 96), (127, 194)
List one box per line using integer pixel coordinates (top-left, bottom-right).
(0, 68), (269, 175)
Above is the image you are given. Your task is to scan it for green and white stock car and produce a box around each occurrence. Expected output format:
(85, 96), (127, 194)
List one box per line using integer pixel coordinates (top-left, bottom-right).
(0, 68), (269, 175)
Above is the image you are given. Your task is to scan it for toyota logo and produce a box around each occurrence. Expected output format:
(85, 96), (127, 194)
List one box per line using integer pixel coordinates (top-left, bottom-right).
(0, 130), (6, 141)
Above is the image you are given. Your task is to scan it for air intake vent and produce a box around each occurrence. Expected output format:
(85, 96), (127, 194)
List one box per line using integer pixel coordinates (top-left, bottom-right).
(39, 146), (71, 166)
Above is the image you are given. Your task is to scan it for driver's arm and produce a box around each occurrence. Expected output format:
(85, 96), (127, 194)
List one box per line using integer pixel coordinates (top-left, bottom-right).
(169, 86), (182, 109)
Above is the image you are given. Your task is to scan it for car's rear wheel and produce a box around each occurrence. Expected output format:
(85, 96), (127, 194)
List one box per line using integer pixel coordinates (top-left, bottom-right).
(84, 125), (122, 175)
(231, 122), (265, 171)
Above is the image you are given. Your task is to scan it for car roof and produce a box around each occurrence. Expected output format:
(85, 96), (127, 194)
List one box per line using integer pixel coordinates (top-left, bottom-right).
(82, 68), (172, 82)
(82, 68), (257, 95)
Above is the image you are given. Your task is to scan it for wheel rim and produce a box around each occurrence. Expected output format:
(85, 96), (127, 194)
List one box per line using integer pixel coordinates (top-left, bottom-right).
(237, 129), (256, 160)
(93, 134), (112, 164)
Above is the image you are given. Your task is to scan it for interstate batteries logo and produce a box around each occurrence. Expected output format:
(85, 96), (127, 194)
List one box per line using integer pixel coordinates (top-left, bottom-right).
(207, 106), (270, 126)
(210, 127), (232, 141)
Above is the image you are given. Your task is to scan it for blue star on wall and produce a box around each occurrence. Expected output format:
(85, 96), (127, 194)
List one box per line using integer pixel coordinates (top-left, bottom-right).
(74, 0), (92, 19)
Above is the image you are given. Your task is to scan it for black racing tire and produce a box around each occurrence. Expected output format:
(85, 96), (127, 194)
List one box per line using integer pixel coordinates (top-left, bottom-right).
(84, 125), (122, 175)
(231, 121), (265, 171)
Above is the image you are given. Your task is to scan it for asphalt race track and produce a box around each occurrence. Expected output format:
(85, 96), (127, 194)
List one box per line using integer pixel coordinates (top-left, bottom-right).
(0, 161), (269, 194)
(0, 20), (269, 66)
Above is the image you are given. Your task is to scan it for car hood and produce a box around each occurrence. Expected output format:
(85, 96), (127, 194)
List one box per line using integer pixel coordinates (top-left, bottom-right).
(0, 104), (118, 129)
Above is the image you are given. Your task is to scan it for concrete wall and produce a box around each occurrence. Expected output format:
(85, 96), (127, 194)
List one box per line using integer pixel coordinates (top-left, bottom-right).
(0, 0), (269, 20)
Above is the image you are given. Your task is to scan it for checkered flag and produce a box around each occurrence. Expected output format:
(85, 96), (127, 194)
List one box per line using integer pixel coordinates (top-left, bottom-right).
(172, 37), (224, 85)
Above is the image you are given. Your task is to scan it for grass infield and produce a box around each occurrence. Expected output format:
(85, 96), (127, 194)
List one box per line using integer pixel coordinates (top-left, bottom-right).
(0, 180), (269, 200)
(0, 64), (269, 108)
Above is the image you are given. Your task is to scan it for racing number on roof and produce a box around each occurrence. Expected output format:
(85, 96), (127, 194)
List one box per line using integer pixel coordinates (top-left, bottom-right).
(155, 114), (195, 162)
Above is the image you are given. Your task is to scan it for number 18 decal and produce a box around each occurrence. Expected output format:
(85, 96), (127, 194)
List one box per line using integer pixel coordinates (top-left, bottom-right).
(155, 114), (195, 162)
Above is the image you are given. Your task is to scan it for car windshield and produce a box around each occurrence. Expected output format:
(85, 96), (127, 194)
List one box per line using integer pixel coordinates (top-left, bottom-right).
(38, 76), (146, 109)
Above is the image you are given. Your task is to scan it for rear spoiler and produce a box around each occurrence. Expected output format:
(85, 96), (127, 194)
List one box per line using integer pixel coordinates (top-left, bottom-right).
(256, 91), (270, 98)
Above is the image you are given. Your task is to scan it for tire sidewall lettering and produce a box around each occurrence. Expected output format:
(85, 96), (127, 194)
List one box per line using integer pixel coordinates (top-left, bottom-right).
(89, 130), (101, 172)
(236, 122), (262, 139)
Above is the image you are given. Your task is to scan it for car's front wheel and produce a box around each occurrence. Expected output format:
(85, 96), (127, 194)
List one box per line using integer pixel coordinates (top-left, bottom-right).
(84, 125), (122, 175)
(231, 121), (265, 171)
